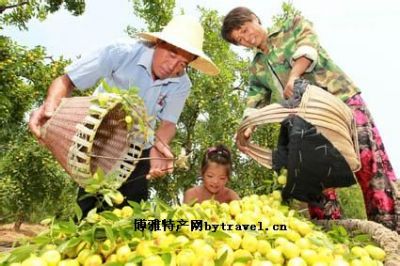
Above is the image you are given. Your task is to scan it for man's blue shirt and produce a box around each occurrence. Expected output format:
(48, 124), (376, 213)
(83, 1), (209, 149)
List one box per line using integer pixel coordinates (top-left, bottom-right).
(66, 40), (192, 148)
(66, 40), (192, 127)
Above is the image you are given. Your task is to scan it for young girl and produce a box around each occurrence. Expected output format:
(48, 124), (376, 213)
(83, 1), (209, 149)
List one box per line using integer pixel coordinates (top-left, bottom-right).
(184, 145), (240, 204)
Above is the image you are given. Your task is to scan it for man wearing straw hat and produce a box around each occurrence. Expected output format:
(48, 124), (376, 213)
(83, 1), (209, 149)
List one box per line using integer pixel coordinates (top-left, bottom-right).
(29, 15), (219, 216)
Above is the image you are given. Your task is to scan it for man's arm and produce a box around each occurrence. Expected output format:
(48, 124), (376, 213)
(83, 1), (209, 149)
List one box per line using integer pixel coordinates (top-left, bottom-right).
(154, 120), (177, 148)
(148, 75), (191, 179)
(29, 74), (75, 138)
(147, 120), (177, 179)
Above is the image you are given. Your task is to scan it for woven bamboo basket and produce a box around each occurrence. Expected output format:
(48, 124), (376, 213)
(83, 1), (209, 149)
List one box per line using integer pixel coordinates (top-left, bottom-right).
(40, 94), (148, 188)
(237, 84), (360, 172)
(238, 83), (400, 241)
(314, 219), (400, 265)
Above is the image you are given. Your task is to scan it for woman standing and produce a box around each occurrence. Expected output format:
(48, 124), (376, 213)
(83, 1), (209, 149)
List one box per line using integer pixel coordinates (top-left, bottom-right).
(221, 6), (398, 232)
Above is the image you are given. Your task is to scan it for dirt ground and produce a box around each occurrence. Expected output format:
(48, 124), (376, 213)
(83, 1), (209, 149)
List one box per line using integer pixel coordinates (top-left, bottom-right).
(0, 223), (47, 253)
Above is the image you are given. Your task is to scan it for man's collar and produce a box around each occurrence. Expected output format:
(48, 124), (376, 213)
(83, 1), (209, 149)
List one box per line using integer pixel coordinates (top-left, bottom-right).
(137, 45), (154, 77)
(137, 43), (182, 84)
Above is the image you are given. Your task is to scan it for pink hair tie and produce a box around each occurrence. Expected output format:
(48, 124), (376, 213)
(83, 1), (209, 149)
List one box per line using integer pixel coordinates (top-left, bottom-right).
(207, 147), (217, 154)
(207, 147), (230, 158)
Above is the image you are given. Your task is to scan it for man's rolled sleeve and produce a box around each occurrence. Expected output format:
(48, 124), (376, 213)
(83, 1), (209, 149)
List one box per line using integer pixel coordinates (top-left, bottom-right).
(158, 79), (191, 124)
(289, 16), (319, 73)
(66, 43), (120, 90)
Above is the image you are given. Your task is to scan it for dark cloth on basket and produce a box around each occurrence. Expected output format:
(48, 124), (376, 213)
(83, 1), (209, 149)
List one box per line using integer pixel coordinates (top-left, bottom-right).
(272, 115), (357, 204)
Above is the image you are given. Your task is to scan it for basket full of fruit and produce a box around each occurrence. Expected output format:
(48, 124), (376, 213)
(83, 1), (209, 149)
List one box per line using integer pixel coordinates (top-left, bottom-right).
(40, 83), (152, 188)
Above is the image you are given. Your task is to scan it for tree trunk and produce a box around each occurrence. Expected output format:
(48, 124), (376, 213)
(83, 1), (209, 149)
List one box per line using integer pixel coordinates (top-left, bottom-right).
(13, 211), (24, 231)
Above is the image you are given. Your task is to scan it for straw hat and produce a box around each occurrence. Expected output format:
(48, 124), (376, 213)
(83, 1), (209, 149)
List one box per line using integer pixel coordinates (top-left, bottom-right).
(137, 15), (220, 76)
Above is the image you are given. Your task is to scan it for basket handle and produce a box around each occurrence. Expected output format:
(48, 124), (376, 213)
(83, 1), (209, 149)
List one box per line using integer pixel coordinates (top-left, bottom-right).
(237, 103), (294, 168)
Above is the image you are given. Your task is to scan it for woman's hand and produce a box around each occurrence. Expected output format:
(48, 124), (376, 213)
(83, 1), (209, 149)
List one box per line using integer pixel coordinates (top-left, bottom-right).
(285, 56), (312, 99)
(283, 76), (299, 99)
(236, 126), (255, 154)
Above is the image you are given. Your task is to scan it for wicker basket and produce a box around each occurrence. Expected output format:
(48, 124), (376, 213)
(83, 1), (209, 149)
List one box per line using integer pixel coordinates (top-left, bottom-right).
(237, 84), (360, 172)
(40, 94), (148, 188)
(315, 219), (400, 265)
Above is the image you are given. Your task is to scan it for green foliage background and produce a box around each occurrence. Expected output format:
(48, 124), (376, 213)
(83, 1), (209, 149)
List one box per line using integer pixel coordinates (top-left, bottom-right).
(0, 0), (366, 226)
(0, 0), (86, 227)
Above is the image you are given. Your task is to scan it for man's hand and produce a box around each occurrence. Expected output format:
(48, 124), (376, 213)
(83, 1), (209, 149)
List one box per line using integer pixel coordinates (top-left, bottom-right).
(28, 100), (58, 139)
(147, 142), (174, 179)
(29, 74), (74, 140)
(147, 120), (177, 179)
(236, 126), (254, 154)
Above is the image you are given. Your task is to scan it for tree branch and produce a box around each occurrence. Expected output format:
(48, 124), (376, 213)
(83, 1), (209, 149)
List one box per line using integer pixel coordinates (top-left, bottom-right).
(0, 1), (29, 14)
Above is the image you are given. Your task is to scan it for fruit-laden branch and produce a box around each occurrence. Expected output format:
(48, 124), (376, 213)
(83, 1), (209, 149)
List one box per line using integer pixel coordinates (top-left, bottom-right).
(0, 1), (29, 14)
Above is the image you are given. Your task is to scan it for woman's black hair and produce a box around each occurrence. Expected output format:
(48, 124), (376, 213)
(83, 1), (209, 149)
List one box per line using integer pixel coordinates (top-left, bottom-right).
(221, 6), (261, 45)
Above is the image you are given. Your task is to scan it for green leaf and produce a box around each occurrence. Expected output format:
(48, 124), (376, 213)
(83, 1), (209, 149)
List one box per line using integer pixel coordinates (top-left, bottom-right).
(0, 252), (11, 264)
(193, 206), (208, 220)
(32, 235), (52, 246)
(58, 237), (80, 253)
(103, 262), (124, 266)
(66, 237), (81, 249)
(338, 226), (348, 236)
(100, 211), (120, 222)
(352, 234), (372, 244)
(57, 220), (78, 235)
(215, 250), (228, 266)
(161, 252), (172, 265)
(73, 203), (83, 222)
(208, 230), (231, 240)
(128, 200), (142, 213)
(103, 194), (113, 207)
(87, 208), (98, 219)
(8, 245), (36, 263)
(94, 226), (107, 240)
(103, 225), (115, 243)
(155, 198), (173, 212)
(166, 209), (177, 220)
(102, 80), (113, 93)
(308, 236), (328, 248)
(233, 256), (252, 264)
(129, 255), (144, 263)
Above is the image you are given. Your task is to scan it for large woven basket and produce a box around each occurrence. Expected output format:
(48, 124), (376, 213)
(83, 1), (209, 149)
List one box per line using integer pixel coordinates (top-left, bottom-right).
(40, 94), (148, 187)
(315, 219), (400, 265)
(237, 84), (360, 172)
